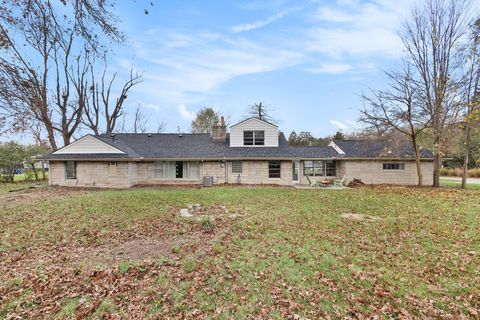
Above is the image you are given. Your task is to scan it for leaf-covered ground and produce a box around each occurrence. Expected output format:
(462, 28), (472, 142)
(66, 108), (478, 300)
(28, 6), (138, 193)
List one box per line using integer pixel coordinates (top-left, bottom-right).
(0, 186), (478, 319)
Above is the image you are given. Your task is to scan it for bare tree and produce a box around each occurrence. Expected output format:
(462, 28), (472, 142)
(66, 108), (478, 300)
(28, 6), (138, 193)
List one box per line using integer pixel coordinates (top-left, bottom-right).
(247, 102), (276, 123)
(360, 66), (431, 186)
(156, 120), (167, 133)
(83, 65), (143, 135)
(67, 0), (125, 45)
(0, 0), (124, 149)
(132, 106), (148, 133)
(400, 0), (472, 187)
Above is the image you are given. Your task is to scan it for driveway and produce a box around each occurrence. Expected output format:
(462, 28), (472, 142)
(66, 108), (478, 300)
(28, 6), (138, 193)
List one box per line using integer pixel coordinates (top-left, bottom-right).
(440, 176), (480, 185)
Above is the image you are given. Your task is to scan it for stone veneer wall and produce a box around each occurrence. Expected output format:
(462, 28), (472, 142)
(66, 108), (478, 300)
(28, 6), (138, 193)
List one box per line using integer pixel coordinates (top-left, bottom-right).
(49, 159), (433, 187)
(341, 160), (434, 186)
(49, 160), (294, 187)
(49, 161), (135, 187)
(225, 160), (292, 185)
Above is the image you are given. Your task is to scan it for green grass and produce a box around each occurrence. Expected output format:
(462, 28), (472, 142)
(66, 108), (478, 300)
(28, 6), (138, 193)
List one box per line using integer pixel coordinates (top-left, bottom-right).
(0, 180), (48, 195)
(440, 177), (480, 189)
(0, 186), (479, 318)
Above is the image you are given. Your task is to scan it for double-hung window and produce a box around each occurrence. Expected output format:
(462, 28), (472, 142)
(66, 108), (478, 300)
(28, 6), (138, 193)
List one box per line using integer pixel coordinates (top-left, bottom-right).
(243, 130), (265, 146)
(268, 161), (281, 178)
(65, 161), (76, 179)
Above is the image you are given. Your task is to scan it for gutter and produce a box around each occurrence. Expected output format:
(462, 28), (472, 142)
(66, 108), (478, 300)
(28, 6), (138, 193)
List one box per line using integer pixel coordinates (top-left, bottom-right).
(41, 156), (436, 162)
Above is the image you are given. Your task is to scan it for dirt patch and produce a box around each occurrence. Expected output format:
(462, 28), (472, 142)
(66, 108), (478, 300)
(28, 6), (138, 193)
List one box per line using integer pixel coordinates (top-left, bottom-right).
(0, 186), (93, 206)
(71, 236), (192, 267)
(341, 213), (383, 221)
(69, 204), (243, 268)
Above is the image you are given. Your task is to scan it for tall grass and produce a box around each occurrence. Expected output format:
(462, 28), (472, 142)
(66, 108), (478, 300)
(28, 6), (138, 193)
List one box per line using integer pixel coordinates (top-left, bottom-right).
(441, 167), (480, 178)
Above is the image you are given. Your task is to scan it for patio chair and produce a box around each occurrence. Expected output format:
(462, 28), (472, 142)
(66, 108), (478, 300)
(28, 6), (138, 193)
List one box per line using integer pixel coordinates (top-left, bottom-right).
(333, 175), (346, 188)
(305, 175), (318, 187)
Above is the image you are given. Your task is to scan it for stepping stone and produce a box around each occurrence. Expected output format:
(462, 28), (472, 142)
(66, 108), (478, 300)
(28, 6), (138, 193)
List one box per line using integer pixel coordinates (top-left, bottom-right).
(179, 208), (193, 218)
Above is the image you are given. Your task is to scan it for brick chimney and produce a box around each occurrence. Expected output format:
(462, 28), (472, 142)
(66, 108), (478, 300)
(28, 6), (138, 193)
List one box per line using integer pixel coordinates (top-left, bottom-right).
(211, 116), (227, 142)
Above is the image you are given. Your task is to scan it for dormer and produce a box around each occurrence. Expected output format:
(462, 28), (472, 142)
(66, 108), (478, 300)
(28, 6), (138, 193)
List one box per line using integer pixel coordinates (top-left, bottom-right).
(229, 117), (279, 147)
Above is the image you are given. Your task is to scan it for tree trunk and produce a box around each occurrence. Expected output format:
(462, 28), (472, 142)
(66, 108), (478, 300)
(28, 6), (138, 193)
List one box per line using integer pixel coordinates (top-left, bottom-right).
(31, 164), (38, 180)
(432, 118), (441, 188)
(40, 162), (46, 180)
(461, 123), (470, 189)
(44, 118), (58, 151)
(412, 138), (424, 187)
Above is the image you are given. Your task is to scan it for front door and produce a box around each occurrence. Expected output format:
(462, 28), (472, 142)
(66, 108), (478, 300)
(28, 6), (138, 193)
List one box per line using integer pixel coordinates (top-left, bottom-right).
(292, 161), (299, 183)
(175, 161), (183, 179)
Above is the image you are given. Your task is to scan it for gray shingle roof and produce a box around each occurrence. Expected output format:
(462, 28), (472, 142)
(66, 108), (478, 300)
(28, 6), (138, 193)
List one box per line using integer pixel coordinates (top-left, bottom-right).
(333, 140), (433, 159)
(42, 133), (433, 161)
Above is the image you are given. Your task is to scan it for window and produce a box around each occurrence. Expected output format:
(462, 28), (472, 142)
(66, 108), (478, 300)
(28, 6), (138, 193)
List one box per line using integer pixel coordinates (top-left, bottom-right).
(243, 130), (265, 146)
(254, 131), (264, 145)
(108, 161), (117, 176)
(383, 163), (405, 170)
(325, 161), (336, 176)
(65, 161), (76, 179)
(186, 162), (199, 179)
(175, 161), (183, 178)
(153, 161), (199, 180)
(269, 161), (281, 178)
(313, 161), (324, 176)
(303, 161), (314, 176)
(303, 160), (336, 176)
(232, 161), (242, 173)
(244, 131), (254, 145)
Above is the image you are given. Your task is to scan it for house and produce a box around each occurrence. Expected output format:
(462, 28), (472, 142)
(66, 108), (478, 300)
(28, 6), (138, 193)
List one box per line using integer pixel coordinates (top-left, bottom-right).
(42, 117), (434, 188)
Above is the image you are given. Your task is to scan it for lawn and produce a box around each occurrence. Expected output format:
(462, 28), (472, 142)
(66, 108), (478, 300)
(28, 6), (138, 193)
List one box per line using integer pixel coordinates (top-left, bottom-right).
(440, 177), (480, 190)
(0, 186), (478, 318)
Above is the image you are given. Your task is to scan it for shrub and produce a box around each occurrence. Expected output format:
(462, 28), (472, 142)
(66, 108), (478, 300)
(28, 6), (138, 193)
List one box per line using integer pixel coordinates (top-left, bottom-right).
(200, 217), (215, 231)
(441, 167), (480, 178)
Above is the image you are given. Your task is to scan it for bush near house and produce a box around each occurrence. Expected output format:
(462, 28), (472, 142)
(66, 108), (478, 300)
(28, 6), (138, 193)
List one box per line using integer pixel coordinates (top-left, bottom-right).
(440, 167), (480, 178)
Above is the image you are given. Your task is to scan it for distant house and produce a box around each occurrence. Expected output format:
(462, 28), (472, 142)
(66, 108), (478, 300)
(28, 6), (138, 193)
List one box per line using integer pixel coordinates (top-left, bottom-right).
(42, 117), (434, 187)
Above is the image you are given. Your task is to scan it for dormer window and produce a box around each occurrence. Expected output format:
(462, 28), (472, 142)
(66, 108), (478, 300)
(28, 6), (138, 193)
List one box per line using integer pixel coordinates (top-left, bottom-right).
(244, 130), (265, 146)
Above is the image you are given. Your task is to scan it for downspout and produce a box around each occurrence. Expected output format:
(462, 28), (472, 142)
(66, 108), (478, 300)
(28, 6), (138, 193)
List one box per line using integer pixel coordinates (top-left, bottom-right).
(224, 159), (228, 184)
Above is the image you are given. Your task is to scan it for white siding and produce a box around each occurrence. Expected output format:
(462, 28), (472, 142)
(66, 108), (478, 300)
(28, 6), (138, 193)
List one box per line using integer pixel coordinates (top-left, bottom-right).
(230, 118), (279, 147)
(53, 135), (125, 154)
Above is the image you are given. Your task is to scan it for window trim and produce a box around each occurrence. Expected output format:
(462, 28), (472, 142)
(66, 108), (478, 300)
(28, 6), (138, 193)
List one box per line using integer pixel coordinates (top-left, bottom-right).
(65, 161), (76, 180)
(268, 160), (281, 179)
(232, 161), (242, 173)
(383, 163), (405, 171)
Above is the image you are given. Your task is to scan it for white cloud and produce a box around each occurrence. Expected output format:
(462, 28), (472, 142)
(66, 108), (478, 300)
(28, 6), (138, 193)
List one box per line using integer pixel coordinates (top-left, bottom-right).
(231, 5), (305, 33)
(314, 7), (353, 22)
(138, 101), (161, 111)
(177, 104), (195, 121)
(329, 120), (348, 130)
(308, 1), (414, 59)
(130, 31), (303, 105)
(306, 63), (351, 74)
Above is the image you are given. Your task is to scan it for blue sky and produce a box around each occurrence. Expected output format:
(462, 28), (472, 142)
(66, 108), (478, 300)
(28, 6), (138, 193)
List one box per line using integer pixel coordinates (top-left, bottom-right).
(109, 0), (416, 136)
